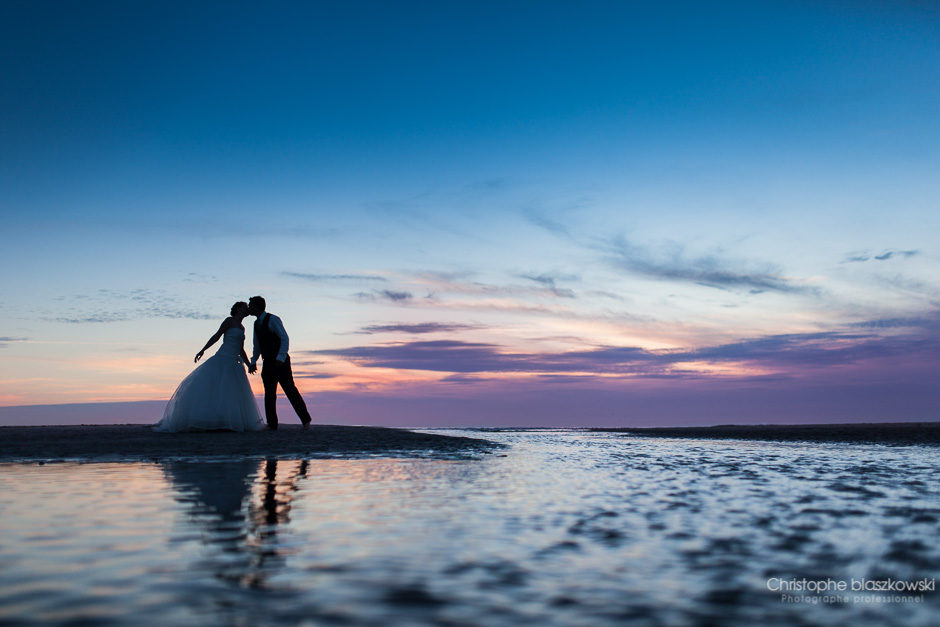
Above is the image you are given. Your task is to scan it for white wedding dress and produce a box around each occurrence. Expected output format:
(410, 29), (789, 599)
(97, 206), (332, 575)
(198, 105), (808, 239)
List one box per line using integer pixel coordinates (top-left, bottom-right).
(154, 327), (264, 432)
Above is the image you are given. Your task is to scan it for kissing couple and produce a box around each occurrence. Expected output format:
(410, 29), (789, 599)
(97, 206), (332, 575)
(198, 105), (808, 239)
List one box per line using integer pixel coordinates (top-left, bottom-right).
(154, 296), (313, 433)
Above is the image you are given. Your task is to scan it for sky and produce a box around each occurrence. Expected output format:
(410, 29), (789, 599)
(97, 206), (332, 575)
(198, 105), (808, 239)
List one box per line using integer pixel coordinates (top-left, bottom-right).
(1, 1), (938, 426)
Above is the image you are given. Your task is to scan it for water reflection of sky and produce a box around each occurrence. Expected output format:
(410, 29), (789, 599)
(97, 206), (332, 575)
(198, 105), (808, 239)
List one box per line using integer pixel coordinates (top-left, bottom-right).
(1, 432), (938, 625)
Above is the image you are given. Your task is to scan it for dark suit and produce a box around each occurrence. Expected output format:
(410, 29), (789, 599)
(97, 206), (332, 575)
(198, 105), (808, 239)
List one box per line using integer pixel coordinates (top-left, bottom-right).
(253, 312), (311, 429)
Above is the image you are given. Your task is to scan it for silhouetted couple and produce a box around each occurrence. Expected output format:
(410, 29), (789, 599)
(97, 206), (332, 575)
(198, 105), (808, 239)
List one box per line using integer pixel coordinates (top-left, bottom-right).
(154, 296), (312, 432)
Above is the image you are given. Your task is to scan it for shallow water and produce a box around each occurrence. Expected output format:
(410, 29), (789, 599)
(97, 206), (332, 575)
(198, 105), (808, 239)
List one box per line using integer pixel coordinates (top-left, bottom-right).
(0, 430), (938, 625)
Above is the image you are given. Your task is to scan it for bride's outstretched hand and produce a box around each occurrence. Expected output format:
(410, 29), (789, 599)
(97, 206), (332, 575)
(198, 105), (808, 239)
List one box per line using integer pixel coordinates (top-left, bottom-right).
(195, 350), (204, 363)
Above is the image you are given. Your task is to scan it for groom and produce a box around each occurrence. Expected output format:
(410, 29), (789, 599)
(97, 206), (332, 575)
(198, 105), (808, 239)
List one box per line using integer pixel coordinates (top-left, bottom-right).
(247, 296), (312, 431)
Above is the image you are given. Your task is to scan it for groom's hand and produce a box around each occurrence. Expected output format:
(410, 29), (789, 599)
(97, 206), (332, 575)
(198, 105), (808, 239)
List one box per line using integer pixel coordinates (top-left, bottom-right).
(248, 363), (257, 374)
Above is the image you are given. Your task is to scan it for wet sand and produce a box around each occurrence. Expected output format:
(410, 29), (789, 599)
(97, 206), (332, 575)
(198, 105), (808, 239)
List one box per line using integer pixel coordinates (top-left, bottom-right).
(593, 421), (940, 445)
(0, 424), (497, 462)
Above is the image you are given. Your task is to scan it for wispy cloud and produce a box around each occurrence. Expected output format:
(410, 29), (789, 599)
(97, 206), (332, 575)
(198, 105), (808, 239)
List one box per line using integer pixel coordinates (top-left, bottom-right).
(465, 177), (511, 192)
(843, 249), (919, 263)
(524, 212), (809, 295)
(345, 270), (585, 313)
(600, 235), (815, 294)
(848, 314), (940, 330)
(46, 289), (215, 324)
(182, 272), (217, 283)
(128, 220), (346, 241)
(523, 209), (573, 239)
(51, 313), (134, 324)
(355, 289), (414, 303)
(379, 289), (413, 303)
(0, 337), (28, 348)
(356, 322), (482, 334)
(51, 308), (214, 324)
(868, 273), (938, 299)
(411, 270), (578, 300)
(282, 271), (388, 283)
(343, 269), (653, 327)
(317, 340), (538, 373)
(516, 273), (577, 298)
(875, 250), (918, 261)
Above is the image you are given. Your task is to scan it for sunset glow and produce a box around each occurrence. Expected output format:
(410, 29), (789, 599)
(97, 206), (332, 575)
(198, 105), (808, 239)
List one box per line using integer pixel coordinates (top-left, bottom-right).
(1, 2), (938, 426)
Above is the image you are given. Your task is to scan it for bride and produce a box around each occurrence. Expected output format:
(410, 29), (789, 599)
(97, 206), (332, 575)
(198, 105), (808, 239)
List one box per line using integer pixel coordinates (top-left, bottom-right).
(154, 301), (264, 432)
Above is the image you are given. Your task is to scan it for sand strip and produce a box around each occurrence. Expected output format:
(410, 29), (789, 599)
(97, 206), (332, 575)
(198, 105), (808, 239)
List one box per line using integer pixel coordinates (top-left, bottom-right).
(0, 424), (499, 462)
(592, 421), (940, 445)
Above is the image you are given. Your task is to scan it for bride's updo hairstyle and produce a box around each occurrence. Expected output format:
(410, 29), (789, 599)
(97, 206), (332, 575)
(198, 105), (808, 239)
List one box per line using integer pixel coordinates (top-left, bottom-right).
(231, 301), (248, 316)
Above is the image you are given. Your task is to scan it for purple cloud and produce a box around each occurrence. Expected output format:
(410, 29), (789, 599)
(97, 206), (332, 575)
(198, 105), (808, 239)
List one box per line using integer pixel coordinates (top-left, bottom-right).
(315, 320), (940, 378)
(356, 322), (482, 334)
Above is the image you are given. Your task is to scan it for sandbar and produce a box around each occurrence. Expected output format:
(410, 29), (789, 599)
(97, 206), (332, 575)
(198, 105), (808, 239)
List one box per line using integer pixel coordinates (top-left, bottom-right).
(593, 421), (940, 445)
(0, 424), (499, 462)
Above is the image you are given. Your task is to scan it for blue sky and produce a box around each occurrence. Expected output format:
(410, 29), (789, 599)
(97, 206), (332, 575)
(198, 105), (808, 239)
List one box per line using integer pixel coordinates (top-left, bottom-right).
(1, 1), (938, 425)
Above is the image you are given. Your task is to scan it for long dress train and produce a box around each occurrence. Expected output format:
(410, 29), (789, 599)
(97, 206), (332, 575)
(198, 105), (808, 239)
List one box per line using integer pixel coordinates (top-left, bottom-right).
(154, 327), (264, 432)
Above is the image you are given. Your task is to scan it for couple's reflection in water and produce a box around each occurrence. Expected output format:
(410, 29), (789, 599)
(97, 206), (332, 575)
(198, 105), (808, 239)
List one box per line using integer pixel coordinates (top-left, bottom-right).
(162, 458), (309, 590)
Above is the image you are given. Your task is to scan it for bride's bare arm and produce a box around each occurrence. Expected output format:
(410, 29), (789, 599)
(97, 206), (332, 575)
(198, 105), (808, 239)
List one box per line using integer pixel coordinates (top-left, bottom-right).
(195, 318), (232, 363)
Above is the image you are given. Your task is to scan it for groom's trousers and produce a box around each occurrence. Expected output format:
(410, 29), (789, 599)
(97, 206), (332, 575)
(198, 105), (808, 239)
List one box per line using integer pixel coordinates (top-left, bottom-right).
(260, 356), (312, 429)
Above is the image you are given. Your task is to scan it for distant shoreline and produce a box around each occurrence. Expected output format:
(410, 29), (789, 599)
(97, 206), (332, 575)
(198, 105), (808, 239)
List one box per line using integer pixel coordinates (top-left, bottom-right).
(592, 421), (940, 445)
(0, 424), (499, 462)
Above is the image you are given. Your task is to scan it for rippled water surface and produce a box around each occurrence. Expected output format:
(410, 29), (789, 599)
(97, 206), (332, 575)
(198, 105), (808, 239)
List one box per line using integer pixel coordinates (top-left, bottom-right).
(1, 430), (938, 625)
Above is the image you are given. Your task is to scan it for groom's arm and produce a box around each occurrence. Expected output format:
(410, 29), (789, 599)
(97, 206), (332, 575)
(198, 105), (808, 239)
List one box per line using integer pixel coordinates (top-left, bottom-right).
(250, 325), (261, 369)
(271, 315), (289, 362)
